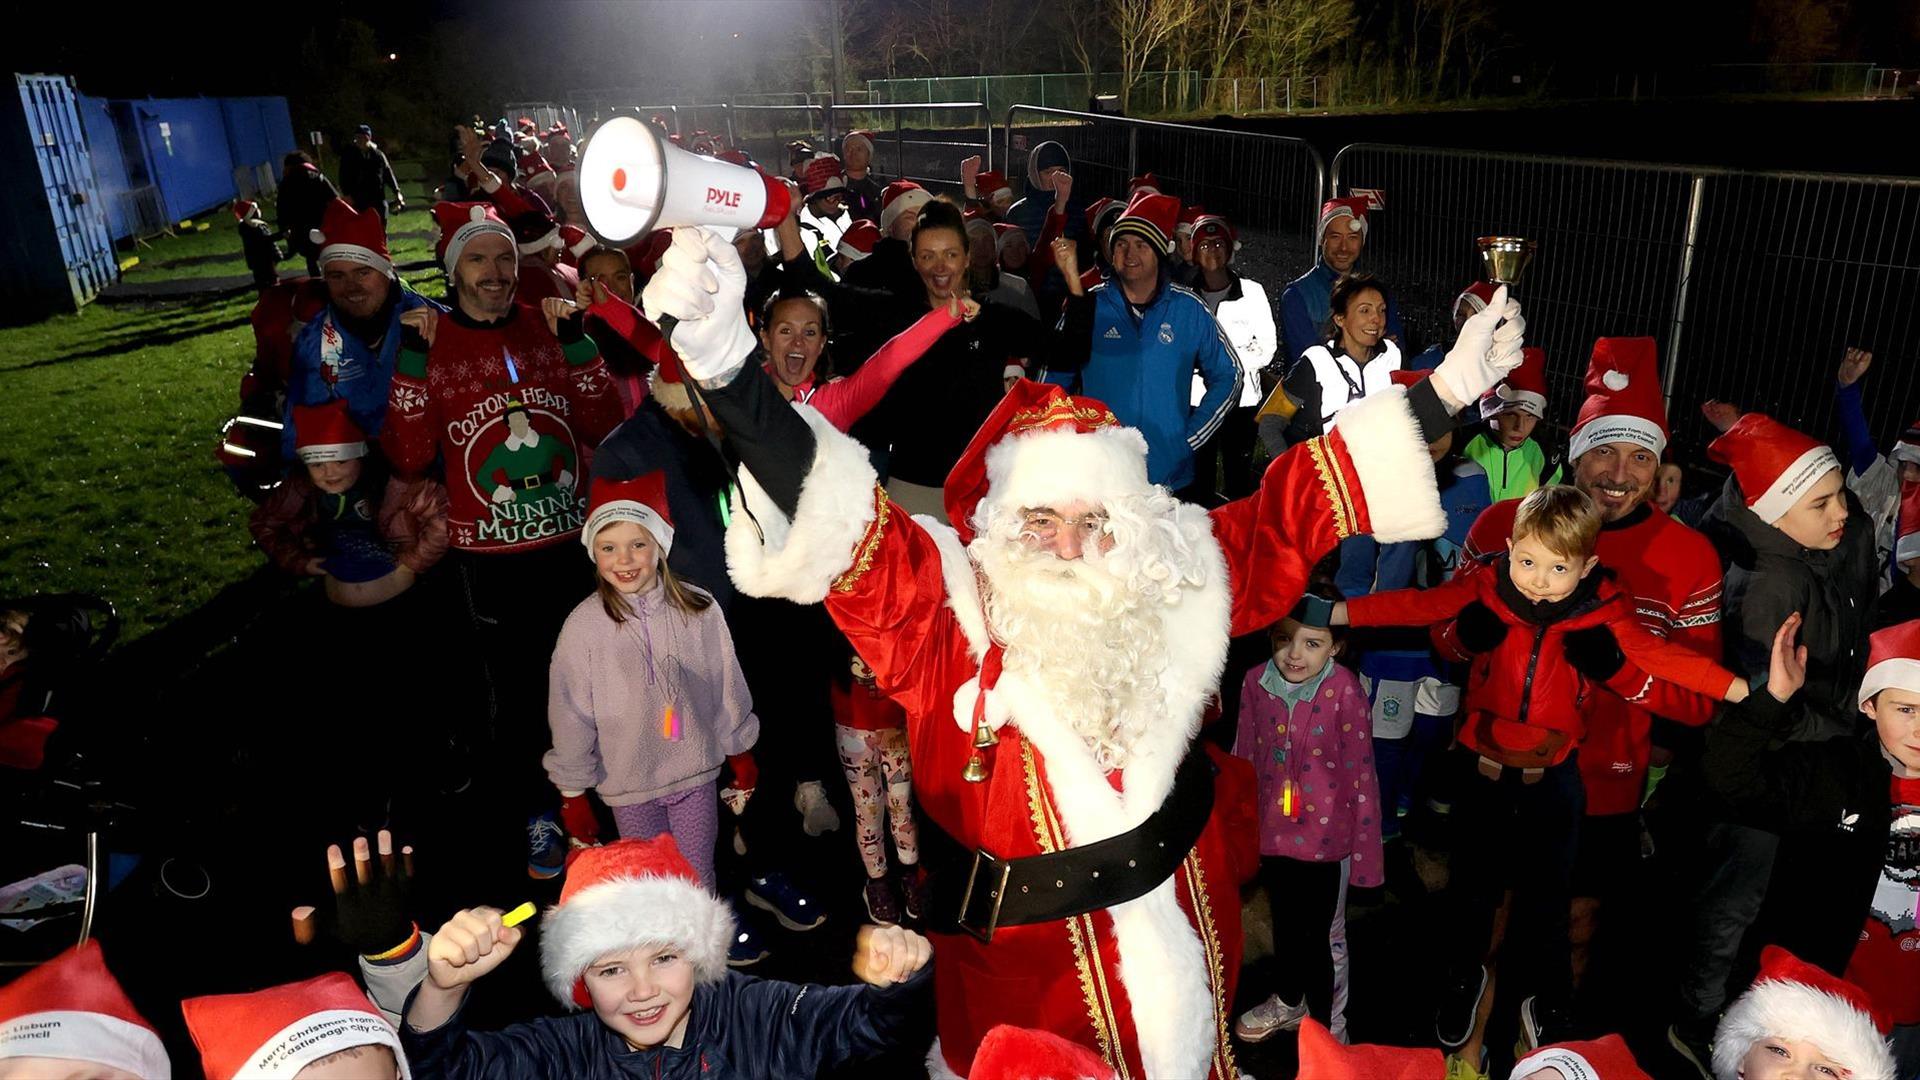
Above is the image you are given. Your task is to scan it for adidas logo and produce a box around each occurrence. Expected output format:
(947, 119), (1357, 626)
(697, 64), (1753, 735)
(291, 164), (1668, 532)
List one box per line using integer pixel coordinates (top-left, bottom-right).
(1838, 810), (1860, 833)
(1103, 327), (1122, 339)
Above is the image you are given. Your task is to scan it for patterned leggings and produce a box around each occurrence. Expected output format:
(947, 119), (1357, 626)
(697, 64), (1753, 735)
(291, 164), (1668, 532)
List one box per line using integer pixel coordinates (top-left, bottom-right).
(610, 781), (719, 890)
(835, 724), (918, 878)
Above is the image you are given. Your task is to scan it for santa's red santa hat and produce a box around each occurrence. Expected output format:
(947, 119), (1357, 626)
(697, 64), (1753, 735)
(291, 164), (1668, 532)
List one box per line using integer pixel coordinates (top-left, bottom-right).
(1567, 337), (1669, 462)
(1318, 196), (1369, 239)
(311, 197), (392, 276)
(945, 380), (1151, 545)
(1126, 172), (1162, 198)
(975, 170), (1013, 206)
(1706, 412), (1840, 525)
(539, 835), (733, 1008)
(1084, 196), (1124, 239)
(1294, 1017), (1441, 1079)
(880, 180), (932, 236)
(1512, 1035), (1650, 1080)
(558, 224), (598, 264)
(0, 943), (171, 1078)
(583, 471), (675, 556)
(838, 219), (880, 262)
(1713, 946), (1893, 1080)
(1856, 617), (1920, 707)
(1483, 346), (1549, 420)
(1453, 279), (1499, 324)
(292, 399), (369, 464)
(966, 1024), (1116, 1079)
(1107, 192), (1180, 256)
(182, 972), (408, 1080)
(433, 201), (515, 270)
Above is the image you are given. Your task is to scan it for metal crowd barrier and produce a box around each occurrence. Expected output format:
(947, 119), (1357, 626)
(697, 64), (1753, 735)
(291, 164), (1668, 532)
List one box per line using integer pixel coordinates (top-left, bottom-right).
(828, 101), (992, 194)
(1330, 144), (1920, 454)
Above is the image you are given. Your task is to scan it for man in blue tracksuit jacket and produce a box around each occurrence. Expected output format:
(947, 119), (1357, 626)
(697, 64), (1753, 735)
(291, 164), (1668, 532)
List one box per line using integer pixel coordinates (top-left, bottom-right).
(1045, 192), (1242, 493)
(1279, 197), (1403, 367)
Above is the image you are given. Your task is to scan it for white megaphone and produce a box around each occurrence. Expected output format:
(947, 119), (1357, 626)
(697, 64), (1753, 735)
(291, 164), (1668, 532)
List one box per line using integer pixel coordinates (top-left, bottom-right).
(579, 116), (792, 244)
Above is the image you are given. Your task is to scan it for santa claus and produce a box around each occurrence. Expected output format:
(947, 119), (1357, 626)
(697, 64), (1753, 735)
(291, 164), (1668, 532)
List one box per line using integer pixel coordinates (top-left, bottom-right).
(639, 228), (1525, 1078)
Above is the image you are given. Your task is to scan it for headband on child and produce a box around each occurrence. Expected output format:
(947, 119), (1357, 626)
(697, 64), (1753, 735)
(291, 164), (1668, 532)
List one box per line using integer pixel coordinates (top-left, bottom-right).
(1290, 593), (1334, 629)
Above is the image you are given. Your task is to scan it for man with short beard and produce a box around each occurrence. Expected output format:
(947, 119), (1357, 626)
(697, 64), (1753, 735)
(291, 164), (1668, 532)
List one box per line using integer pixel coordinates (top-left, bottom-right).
(1451, 337), (1723, 1049)
(638, 227), (1528, 1078)
(382, 200), (623, 880)
(283, 198), (442, 462)
(1279, 197), (1404, 366)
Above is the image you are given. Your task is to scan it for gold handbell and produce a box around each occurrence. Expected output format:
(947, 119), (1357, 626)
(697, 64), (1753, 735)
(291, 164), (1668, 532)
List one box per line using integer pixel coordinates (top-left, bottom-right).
(963, 752), (990, 783)
(973, 721), (997, 749)
(1476, 235), (1537, 287)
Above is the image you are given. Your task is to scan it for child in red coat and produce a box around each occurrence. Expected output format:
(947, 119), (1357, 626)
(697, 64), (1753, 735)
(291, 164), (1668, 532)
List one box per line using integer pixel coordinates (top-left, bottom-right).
(1331, 485), (1751, 1052)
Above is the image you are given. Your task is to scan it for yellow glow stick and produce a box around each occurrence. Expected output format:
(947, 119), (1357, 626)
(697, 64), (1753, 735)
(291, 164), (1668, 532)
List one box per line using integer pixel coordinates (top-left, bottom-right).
(501, 901), (538, 928)
(1282, 781), (1294, 818)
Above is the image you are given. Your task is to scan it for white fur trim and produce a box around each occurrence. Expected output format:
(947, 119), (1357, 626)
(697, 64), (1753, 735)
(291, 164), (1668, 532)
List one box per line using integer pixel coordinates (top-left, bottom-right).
(443, 211), (515, 270)
(1713, 977), (1893, 1080)
(237, 1008), (410, 1079)
(1891, 440), (1920, 468)
(926, 1037), (964, 1080)
(976, 426), (1153, 534)
(517, 228), (562, 257)
(295, 440), (368, 464)
(995, 500), (1232, 1079)
(1325, 388), (1446, 542)
(1486, 387), (1547, 419)
(0, 1011), (170, 1078)
(583, 503), (675, 557)
(318, 243), (394, 276)
(1750, 444), (1841, 524)
(1859, 657), (1920, 707)
(1568, 413), (1667, 461)
(1513, 1047), (1599, 1080)
(724, 405), (879, 604)
(539, 877), (734, 1007)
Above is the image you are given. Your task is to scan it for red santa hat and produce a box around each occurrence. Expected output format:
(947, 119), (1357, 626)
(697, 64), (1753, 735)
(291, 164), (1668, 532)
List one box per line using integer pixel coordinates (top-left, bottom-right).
(1891, 417), (1920, 468)
(841, 128), (876, 160)
(1453, 279), (1499, 323)
(1567, 337), (1669, 462)
(232, 197), (259, 223)
(583, 471), (675, 556)
(1126, 172), (1162, 197)
(1084, 196), (1124, 239)
(182, 972), (408, 1080)
(510, 209), (563, 257)
(1857, 616), (1920, 707)
(1106, 191), (1180, 256)
(1898, 480), (1920, 571)
(975, 169), (1013, 206)
(1713, 946), (1893, 1080)
(879, 180), (931, 236)
(311, 197), (392, 276)
(802, 154), (847, 200)
(1483, 346), (1549, 419)
(837, 219), (880, 262)
(1294, 1017), (1442, 1079)
(718, 148), (754, 169)
(966, 1024), (1116, 1079)
(944, 380), (1151, 546)
(558, 223), (597, 263)
(0, 943), (170, 1079)
(1191, 212), (1239, 252)
(539, 835), (733, 1008)
(434, 201), (515, 270)
(292, 399), (369, 464)
(993, 222), (1027, 257)
(1175, 203), (1206, 238)
(516, 116), (537, 132)
(1512, 1035), (1651, 1080)
(1318, 196), (1369, 239)
(649, 349), (694, 414)
(1706, 413), (1841, 526)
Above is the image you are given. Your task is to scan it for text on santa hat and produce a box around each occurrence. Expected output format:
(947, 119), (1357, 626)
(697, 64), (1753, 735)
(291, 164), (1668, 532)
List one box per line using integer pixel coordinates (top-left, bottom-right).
(251, 1014), (393, 1071)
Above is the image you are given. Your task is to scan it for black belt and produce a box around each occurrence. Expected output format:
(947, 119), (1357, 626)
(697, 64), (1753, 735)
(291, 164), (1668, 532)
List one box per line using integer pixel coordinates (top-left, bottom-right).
(512, 475), (547, 491)
(925, 748), (1216, 943)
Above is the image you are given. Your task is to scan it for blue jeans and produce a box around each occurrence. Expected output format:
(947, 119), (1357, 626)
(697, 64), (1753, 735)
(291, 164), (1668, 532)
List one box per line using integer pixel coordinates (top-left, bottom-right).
(1374, 711), (1452, 837)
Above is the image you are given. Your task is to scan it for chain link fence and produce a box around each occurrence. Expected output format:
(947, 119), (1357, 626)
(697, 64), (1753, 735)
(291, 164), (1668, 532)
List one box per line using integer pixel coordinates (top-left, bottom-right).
(871, 72), (1203, 116)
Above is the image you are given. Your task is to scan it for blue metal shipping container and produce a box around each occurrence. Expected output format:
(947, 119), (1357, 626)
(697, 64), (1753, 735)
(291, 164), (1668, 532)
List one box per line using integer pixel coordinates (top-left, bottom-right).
(220, 96), (296, 199)
(0, 73), (118, 323)
(78, 95), (134, 241)
(119, 96), (237, 226)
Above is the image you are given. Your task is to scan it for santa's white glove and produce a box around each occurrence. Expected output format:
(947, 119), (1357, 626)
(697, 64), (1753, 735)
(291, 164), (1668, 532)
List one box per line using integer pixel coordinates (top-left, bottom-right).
(1432, 284), (1526, 413)
(640, 227), (756, 386)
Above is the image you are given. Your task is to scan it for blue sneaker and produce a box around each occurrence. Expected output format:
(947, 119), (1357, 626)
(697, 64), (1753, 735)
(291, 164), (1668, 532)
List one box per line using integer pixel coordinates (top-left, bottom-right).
(727, 903), (771, 967)
(745, 870), (825, 931)
(528, 812), (567, 880)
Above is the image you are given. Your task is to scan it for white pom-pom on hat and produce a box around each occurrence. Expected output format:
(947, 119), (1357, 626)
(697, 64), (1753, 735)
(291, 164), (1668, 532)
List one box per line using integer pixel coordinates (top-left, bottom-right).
(309, 228), (326, 245)
(1602, 369), (1630, 391)
(469, 205), (489, 223)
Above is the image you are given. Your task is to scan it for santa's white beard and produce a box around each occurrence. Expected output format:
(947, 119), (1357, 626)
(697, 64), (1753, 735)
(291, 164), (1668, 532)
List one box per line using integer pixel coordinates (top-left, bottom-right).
(971, 498), (1210, 771)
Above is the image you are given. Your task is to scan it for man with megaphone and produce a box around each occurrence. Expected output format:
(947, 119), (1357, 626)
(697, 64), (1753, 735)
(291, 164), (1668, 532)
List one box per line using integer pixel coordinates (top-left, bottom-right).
(635, 221), (1528, 1077)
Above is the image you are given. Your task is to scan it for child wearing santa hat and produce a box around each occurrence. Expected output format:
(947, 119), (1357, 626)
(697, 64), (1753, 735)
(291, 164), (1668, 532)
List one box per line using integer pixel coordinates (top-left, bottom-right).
(1698, 616), (1920, 1076)
(1463, 346), (1563, 505)
(400, 836), (933, 1078)
(546, 473), (760, 888)
(1710, 946), (1895, 1080)
(183, 971), (409, 1079)
(0, 942), (172, 1079)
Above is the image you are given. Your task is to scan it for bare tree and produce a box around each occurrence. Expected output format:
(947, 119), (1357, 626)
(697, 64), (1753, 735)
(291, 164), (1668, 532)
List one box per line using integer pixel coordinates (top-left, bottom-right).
(1051, 0), (1108, 78)
(1108, 0), (1199, 112)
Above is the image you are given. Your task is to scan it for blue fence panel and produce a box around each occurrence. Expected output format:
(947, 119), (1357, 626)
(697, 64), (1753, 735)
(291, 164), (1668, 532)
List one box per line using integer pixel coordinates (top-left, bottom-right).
(126, 96), (237, 223)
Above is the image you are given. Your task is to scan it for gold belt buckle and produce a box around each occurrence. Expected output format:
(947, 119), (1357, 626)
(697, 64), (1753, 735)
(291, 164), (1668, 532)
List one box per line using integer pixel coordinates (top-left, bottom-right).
(956, 847), (1012, 944)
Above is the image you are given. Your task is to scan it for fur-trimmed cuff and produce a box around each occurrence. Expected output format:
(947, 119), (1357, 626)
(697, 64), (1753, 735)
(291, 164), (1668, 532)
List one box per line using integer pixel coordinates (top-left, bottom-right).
(724, 405), (881, 603)
(1329, 387), (1446, 543)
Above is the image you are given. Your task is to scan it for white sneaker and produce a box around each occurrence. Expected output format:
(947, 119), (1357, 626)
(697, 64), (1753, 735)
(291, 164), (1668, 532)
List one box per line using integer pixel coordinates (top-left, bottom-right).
(1233, 993), (1308, 1043)
(794, 781), (842, 836)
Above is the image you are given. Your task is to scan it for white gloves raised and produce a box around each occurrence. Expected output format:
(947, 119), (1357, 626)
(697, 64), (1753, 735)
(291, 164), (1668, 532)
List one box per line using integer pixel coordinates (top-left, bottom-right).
(639, 227), (758, 386)
(1432, 284), (1526, 412)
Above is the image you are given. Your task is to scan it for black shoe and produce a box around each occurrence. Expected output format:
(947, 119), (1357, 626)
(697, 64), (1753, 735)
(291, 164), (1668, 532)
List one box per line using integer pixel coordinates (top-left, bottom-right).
(1435, 964), (1488, 1049)
(1517, 995), (1574, 1054)
(1667, 1017), (1716, 1079)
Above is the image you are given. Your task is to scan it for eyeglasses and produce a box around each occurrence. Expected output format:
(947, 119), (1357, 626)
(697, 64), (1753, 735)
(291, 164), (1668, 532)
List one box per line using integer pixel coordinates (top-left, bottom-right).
(1018, 509), (1109, 544)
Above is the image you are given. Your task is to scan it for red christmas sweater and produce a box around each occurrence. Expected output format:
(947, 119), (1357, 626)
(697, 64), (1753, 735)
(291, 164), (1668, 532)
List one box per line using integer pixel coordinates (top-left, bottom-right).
(1462, 501), (1723, 812)
(1846, 774), (1920, 1026)
(382, 304), (621, 555)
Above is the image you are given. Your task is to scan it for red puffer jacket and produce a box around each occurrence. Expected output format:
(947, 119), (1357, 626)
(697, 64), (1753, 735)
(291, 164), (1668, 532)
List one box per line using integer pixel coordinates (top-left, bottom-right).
(1347, 557), (1738, 766)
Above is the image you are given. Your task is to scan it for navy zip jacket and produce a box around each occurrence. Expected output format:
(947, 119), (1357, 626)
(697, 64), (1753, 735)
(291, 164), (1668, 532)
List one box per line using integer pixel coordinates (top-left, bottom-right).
(401, 965), (932, 1079)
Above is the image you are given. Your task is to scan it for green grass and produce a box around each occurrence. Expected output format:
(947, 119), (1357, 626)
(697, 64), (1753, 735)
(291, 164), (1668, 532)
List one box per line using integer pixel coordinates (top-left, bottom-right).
(120, 203), (444, 285)
(0, 221), (450, 643)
